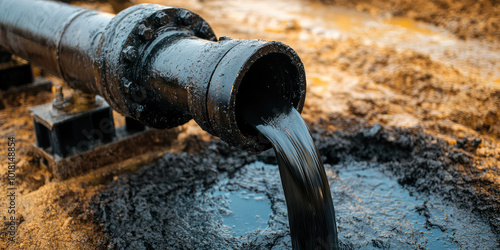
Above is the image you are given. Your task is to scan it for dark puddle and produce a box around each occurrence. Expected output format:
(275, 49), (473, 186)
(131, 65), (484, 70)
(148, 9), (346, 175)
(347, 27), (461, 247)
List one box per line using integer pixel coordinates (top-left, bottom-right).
(89, 118), (500, 249)
(331, 162), (496, 248)
(205, 160), (496, 248)
(210, 178), (272, 237)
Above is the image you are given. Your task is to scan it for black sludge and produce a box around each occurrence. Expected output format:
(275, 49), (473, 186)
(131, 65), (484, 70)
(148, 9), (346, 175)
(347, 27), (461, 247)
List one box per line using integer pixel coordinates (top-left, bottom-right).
(243, 99), (339, 249)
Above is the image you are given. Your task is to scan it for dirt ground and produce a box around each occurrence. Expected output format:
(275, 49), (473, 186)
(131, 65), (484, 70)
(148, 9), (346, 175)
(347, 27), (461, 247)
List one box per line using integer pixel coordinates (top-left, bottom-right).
(1, 0), (499, 249)
(319, 0), (500, 42)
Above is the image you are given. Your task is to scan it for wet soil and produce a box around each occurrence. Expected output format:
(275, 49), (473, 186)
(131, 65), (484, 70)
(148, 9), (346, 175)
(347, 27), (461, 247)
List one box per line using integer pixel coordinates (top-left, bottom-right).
(317, 0), (500, 42)
(1, 0), (499, 249)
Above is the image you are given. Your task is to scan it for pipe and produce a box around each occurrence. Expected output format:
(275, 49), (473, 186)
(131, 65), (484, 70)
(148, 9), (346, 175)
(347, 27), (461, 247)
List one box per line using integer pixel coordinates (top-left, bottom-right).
(0, 0), (306, 153)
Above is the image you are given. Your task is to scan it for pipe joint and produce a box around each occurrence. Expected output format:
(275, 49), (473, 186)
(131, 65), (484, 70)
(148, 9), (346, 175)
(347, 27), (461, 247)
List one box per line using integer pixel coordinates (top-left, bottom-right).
(94, 4), (216, 128)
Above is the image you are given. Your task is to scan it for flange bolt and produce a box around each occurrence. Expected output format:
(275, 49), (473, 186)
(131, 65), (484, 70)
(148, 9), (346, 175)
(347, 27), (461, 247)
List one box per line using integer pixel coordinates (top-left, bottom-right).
(122, 46), (138, 63)
(137, 24), (153, 40)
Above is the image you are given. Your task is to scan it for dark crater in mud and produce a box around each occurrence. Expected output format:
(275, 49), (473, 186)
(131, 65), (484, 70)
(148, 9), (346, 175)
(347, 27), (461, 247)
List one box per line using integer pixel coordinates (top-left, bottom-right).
(88, 116), (500, 249)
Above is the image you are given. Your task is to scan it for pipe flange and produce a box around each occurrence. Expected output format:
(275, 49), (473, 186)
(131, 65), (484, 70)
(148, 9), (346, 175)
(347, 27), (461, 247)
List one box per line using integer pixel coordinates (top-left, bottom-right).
(95, 4), (216, 127)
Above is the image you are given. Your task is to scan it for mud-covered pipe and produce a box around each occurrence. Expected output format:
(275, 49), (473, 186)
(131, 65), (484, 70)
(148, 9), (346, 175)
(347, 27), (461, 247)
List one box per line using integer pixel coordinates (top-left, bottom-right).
(0, 0), (306, 152)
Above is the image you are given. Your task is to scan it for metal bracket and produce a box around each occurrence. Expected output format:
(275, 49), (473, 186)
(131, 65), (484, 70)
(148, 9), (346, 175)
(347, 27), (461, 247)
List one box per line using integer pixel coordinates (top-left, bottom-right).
(30, 95), (116, 159)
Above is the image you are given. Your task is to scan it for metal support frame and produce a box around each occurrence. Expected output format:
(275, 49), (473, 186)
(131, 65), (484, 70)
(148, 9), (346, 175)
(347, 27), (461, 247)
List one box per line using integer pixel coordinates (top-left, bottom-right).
(30, 96), (116, 159)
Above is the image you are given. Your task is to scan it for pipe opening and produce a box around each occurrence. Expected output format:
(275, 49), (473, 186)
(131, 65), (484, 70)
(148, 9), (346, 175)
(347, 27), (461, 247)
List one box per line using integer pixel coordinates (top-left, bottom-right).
(235, 52), (302, 139)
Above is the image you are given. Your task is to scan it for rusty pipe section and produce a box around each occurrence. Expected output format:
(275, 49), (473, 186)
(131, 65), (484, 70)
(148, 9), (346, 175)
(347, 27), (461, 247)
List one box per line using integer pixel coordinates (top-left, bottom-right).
(0, 0), (306, 153)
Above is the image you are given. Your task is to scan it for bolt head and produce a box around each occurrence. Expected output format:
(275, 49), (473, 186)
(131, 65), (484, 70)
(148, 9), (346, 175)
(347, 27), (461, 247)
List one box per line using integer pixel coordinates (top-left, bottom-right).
(137, 24), (153, 40)
(133, 104), (144, 119)
(53, 84), (63, 94)
(122, 46), (137, 62)
(53, 85), (64, 103)
(123, 80), (132, 94)
(176, 10), (193, 26)
(153, 12), (169, 26)
(195, 22), (210, 37)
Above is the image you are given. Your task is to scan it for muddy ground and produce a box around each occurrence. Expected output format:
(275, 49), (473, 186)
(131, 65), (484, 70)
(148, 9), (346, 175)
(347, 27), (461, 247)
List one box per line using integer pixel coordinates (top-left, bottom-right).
(1, 0), (499, 249)
(320, 0), (500, 42)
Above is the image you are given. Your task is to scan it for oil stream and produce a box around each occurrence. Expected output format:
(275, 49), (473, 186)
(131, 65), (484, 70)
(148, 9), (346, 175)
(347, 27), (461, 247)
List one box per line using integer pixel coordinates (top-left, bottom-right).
(242, 99), (339, 249)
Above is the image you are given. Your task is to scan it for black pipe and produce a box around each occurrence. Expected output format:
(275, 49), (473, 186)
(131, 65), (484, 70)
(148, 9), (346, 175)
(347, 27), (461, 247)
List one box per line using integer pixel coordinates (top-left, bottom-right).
(0, 0), (306, 153)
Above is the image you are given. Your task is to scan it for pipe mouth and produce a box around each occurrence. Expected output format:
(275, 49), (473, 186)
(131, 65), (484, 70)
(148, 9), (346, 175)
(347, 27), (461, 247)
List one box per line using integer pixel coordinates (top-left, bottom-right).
(206, 40), (306, 153)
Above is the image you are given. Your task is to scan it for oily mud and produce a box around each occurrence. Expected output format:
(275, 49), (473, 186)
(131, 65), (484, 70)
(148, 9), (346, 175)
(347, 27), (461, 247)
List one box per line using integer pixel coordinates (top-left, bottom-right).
(88, 116), (500, 249)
